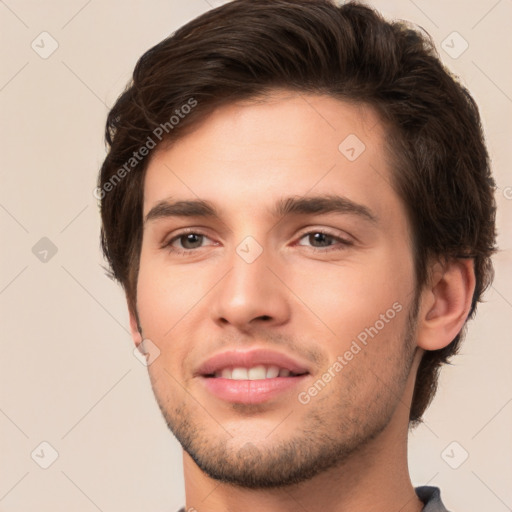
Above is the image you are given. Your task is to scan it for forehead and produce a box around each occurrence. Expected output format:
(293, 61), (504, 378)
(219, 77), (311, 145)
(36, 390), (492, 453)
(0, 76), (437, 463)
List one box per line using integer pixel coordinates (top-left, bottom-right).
(142, 92), (404, 232)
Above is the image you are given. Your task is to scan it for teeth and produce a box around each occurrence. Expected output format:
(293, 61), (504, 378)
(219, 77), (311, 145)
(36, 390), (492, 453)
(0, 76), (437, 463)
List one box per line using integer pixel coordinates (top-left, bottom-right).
(266, 365), (280, 378)
(213, 365), (298, 380)
(232, 368), (248, 380)
(248, 365), (267, 380)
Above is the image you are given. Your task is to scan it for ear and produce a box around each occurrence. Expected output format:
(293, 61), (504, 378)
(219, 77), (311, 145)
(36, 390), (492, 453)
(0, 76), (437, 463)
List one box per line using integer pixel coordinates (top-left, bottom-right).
(128, 301), (143, 348)
(416, 258), (476, 351)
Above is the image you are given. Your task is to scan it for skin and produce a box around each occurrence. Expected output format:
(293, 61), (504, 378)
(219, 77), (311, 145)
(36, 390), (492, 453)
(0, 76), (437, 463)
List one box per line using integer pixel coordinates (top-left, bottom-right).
(129, 91), (475, 512)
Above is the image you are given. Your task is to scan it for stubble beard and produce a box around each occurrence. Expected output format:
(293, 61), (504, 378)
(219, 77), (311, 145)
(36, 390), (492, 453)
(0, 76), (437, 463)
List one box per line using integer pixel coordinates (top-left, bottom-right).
(147, 302), (419, 489)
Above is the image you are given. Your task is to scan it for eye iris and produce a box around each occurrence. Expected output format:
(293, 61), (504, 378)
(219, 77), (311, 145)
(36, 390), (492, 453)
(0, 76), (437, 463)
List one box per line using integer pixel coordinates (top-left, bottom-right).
(310, 233), (332, 247)
(181, 233), (202, 249)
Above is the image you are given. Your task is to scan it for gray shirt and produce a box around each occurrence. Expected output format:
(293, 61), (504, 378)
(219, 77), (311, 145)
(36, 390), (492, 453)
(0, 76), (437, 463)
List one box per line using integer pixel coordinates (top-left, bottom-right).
(176, 485), (450, 511)
(416, 486), (450, 511)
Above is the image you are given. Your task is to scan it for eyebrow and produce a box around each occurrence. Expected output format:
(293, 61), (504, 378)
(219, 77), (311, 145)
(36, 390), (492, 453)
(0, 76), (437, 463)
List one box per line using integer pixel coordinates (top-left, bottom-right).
(144, 194), (378, 225)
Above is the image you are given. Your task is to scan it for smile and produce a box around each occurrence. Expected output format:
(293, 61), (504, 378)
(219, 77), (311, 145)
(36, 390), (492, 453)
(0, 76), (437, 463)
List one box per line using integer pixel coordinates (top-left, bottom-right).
(209, 365), (307, 380)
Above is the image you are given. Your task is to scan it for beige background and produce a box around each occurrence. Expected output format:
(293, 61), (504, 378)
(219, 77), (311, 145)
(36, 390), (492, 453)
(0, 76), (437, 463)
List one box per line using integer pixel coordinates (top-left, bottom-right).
(1, 0), (511, 511)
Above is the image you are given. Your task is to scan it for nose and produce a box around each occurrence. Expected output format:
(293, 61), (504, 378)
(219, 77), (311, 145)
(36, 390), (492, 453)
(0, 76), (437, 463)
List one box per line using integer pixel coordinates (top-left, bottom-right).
(210, 242), (291, 331)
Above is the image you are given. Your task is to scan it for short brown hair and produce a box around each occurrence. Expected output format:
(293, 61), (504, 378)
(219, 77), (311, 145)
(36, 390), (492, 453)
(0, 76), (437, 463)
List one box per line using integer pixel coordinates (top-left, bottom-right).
(98, 0), (497, 423)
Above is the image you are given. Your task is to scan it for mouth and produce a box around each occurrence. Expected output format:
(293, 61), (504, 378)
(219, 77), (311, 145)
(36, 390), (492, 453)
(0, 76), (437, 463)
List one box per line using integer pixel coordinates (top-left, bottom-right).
(200, 371), (310, 404)
(196, 349), (312, 404)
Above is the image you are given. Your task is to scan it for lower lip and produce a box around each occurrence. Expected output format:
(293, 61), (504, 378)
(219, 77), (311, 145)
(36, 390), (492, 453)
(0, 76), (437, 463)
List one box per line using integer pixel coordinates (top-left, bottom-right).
(200, 375), (309, 404)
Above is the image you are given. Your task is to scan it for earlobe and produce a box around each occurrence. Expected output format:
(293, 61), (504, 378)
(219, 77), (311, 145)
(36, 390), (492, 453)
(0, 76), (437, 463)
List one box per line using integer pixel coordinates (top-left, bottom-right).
(128, 303), (143, 348)
(416, 259), (476, 351)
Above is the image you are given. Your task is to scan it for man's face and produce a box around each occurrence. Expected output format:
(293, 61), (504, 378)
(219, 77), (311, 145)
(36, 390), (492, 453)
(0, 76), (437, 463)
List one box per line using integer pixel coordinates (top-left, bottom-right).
(134, 91), (420, 487)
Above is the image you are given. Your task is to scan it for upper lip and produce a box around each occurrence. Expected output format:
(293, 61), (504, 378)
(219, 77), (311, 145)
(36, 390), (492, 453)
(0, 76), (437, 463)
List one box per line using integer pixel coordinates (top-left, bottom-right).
(195, 348), (311, 377)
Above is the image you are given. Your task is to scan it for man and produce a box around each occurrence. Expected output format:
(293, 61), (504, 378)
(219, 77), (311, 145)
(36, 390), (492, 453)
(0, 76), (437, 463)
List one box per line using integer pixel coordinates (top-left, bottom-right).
(97, 1), (497, 510)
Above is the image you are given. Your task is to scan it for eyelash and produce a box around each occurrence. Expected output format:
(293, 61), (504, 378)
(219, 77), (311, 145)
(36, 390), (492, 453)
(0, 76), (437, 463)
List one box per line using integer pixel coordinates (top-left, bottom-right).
(162, 228), (353, 256)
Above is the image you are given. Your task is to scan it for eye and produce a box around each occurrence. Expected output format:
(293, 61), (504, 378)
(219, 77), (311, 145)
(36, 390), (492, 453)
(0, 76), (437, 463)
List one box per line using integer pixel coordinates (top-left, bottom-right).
(162, 229), (216, 255)
(296, 230), (353, 252)
(161, 228), (353, 256)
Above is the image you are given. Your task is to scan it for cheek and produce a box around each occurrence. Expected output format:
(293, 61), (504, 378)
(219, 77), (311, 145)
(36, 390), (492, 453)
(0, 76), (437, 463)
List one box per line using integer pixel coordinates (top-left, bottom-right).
(136, 247), (206, 334)
(136, 262), (206, 383)
(136, 262), (212, 387)
(285, 247), (413, 341)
